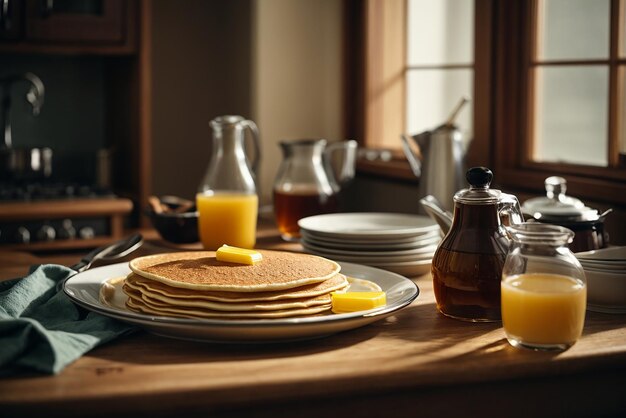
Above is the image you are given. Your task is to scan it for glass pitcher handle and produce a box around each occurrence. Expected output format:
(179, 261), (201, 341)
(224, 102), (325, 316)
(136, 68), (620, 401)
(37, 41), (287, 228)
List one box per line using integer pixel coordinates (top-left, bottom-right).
(323, 140), (358, 187)
(241, 120), (261, 176)
(498, 193), (524, 227)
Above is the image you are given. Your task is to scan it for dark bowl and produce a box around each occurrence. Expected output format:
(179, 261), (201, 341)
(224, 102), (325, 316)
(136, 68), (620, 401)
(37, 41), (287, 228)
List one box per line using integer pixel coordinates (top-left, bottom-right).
(147, 197), (199, 244)
(149, 210), (199, 244)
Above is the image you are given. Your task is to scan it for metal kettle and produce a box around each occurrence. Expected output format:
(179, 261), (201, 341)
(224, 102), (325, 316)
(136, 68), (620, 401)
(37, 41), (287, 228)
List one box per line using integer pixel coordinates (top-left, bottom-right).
(401, 98), (469, 213)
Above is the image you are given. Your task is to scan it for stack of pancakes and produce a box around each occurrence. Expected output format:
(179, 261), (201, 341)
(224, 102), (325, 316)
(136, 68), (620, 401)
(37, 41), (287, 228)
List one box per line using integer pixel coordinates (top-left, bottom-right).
(122, 250), (348, 319)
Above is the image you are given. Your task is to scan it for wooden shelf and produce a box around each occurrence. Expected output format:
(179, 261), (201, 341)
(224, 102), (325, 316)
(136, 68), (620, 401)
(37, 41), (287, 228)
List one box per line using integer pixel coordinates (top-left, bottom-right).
(2, 236), (117, 251)
(0, 198), (133, 221)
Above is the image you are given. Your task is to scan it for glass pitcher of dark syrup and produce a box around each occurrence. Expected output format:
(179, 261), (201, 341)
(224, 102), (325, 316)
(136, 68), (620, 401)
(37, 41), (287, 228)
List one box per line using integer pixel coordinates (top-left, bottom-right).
(273, 139), (357, 241)
(431, 167), (522, 322)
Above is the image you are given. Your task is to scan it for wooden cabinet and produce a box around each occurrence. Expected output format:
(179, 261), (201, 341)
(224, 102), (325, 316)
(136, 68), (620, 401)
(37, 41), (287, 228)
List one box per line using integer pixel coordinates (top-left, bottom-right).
(0, 0), (24, 40)
(0, 0), (150, 229)
(25, 0), (125, 43)
(0, 0), (136, 54)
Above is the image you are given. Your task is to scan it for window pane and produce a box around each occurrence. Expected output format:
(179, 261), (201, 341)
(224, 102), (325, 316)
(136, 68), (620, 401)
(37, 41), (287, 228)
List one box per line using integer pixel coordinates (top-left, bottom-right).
(621, 66), (626, 158)
(622, 5), (626, 58)
(533, 66), (608, 166)
(407, 0), (473, 66)
(406, 69), (473, 141)
(537, 0), (609, 60)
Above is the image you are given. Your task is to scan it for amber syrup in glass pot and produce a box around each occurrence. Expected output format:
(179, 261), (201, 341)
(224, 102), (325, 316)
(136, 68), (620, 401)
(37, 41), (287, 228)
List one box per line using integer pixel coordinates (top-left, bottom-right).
(431, 167), (522, 322)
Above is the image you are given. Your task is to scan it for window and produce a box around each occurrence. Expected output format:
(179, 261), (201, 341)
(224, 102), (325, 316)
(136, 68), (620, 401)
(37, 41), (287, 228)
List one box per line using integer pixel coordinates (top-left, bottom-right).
(496, 0), (626, 204)
(354, 0), (626, 205)
(406, 0), (474, 143)
(353, 0), (494, 172)
(532, 0), (611, 167)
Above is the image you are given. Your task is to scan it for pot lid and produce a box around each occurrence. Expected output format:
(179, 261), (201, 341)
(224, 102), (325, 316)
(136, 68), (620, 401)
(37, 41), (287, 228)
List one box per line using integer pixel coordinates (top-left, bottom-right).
(522, 176), (600, 221)
(454, 167), (503, 204)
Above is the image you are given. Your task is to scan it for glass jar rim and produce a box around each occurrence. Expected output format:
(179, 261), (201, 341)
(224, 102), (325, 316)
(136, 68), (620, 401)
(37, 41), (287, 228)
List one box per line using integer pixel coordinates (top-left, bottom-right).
(507, 222), (574, 245)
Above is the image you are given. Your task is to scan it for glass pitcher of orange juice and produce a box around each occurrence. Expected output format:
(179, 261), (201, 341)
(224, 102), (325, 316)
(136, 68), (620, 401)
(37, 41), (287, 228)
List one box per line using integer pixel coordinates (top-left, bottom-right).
(197, 115), (260, 250)
(501, 223), (587, 351)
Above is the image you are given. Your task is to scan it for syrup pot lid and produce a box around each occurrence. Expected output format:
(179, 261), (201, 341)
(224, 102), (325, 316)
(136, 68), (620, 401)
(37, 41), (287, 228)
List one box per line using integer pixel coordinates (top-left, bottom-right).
(522, 176), (610, 222)
(453, 167), (503, 205)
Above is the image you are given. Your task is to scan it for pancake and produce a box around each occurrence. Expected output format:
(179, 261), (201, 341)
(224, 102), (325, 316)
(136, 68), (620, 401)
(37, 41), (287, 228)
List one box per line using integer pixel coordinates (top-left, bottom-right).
(124, 272), (349, 302)
(122, 281), (335, 311)
(125, 289), (332, 319)
(129, 250), (341, 292)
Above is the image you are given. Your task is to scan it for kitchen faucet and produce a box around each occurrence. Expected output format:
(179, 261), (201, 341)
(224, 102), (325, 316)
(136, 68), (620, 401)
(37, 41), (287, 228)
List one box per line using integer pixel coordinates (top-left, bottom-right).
(1, 72), (45, 148)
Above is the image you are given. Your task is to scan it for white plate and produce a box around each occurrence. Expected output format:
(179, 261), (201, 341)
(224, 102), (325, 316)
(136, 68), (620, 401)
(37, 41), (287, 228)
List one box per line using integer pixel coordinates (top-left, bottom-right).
(298, 213), (439, 239)
(584, 268), (626, 308)
(576, 246), (626, 262)
(372, 261), (432, 277)
(300, 229), (441, 247)
(300, 250), (435, 265)
(587, 304), (626, 314)
(301, 239), (439, 258)
(301, 228), (441, 244)
(301, 245), (435, 264)
(63, 262), (419, 343)
(303, 248), (432, 277)
(581, 262), (626, 273)
(300, 233), (440, 251)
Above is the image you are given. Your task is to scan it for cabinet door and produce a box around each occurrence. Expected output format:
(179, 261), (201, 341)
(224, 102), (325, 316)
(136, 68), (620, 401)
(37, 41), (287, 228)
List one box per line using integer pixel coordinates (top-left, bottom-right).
(0, 0), (24, 40)
(25, 0), (125, 43)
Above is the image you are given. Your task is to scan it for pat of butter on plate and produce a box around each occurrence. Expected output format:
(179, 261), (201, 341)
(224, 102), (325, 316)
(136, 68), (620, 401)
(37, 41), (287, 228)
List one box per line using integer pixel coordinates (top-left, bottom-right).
(331, 291), (387, 313)
(216, 245), (262, 265)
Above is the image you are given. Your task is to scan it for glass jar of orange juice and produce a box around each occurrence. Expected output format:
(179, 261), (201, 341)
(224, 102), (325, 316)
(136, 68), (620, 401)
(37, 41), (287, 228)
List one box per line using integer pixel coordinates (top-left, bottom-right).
(501, 223), (587, 351)
(197, 116), (260, 250)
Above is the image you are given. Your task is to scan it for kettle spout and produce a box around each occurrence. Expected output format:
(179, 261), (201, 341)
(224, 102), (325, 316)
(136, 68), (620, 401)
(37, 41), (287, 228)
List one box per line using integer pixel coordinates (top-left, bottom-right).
(420, 195), (453, 235)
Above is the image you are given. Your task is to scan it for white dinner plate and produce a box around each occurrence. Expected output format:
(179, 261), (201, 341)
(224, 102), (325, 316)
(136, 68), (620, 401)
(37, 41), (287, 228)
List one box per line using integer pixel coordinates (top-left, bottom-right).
(576, 246), (626, 262)
(301, 239), (439, 258)
(581, 262), (626, 273)
(300, 232), (440, 251)
(300, 229), (441, 248)
(587, 304), (626, 314)
(302, 247), (433, 277)
(301, 243), (435, 264)
(584, 268), (626, 309)
(63, 262), (419, 343)
(298, 213), (439, 240)
(371, 260), (432, 277)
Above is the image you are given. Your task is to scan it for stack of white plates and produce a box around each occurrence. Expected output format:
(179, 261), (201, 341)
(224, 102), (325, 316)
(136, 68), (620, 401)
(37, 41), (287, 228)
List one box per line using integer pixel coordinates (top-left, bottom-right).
(575, 246), (626, 314)
(298, 212), (441, 277)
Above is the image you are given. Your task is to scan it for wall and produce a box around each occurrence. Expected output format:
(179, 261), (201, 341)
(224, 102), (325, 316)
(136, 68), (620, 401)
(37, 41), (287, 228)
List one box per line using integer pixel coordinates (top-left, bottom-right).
(252, 0), (344, 206)
(150, 0), (344, 207)
(150, 0), (253, 200)
(149, 0), (625, 246)
(343, 175), (421, 214)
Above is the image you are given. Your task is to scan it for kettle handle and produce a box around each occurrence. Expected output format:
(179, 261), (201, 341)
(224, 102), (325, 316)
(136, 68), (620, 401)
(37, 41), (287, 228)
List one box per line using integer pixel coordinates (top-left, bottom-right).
(401, 134), (422, 178)
(498, 193), (524, 227)
(241, 120), (261, 176)
(323, 140), (358, 190)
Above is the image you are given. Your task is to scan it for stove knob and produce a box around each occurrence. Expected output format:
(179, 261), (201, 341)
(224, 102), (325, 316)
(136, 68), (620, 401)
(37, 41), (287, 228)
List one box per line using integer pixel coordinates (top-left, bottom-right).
(79, 226), (95, 240)
(58, 219), (77, 240)
(36, 225), (56, 242)
(15, 227), (31, 244)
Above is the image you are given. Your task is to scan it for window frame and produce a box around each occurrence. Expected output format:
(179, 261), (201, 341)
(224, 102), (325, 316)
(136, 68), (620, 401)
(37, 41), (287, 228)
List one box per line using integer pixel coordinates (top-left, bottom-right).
(349, 0), (495, 176)
(494, 0), (626, 205)
(352, 0), (626, 206)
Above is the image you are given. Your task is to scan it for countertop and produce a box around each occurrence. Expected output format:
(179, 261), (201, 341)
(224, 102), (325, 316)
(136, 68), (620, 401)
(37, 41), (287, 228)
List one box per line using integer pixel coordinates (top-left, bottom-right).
(1, 226), (625, 418)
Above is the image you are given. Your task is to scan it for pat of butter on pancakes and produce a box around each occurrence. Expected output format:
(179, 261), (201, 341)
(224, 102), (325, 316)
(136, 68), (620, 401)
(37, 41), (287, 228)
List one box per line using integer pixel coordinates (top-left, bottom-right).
(121, 250), (361, 319)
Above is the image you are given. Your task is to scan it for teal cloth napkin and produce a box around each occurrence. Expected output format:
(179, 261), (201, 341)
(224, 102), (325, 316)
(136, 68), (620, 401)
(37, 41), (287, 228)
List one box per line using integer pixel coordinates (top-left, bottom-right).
(0, 264), (135, 375)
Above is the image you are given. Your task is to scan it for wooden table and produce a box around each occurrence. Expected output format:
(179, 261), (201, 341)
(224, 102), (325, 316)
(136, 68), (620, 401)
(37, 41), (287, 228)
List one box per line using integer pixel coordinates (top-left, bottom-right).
(1, 226), (626, 418)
